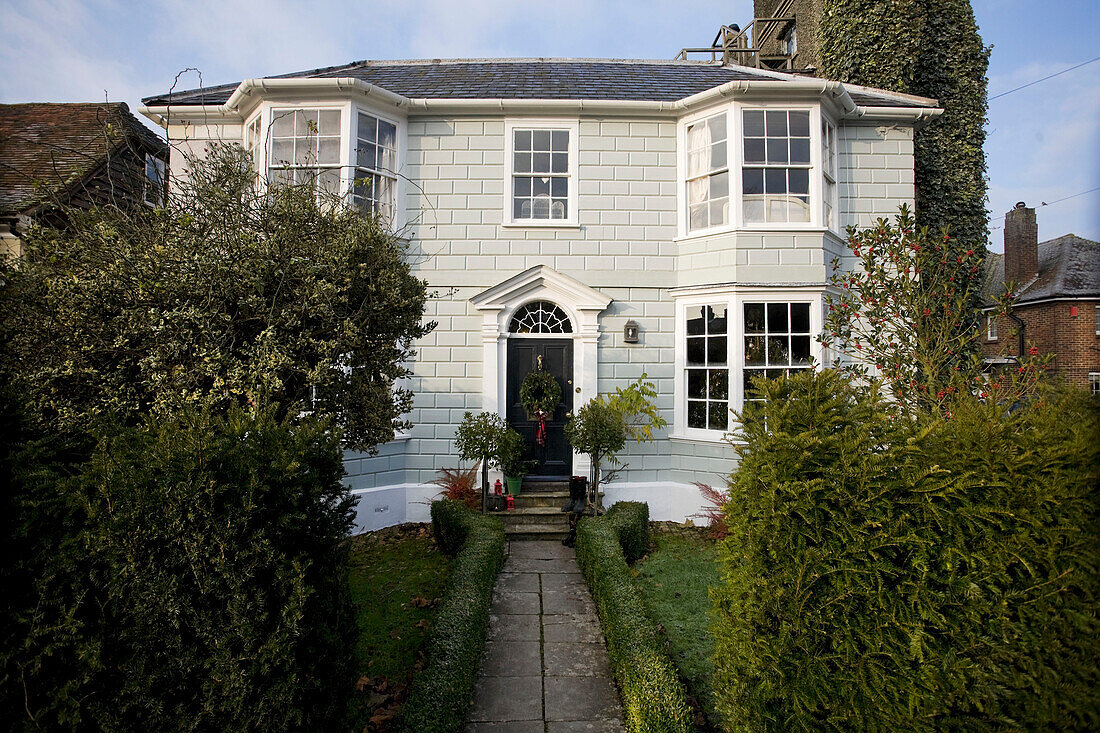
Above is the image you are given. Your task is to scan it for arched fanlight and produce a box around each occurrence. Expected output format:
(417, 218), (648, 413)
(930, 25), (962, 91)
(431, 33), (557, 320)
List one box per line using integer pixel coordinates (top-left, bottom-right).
(509, 301), (573, 334)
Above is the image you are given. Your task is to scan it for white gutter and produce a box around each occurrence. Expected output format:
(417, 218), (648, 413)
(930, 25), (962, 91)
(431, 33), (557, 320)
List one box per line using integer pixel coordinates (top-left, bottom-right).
(140, 76), (938, 128)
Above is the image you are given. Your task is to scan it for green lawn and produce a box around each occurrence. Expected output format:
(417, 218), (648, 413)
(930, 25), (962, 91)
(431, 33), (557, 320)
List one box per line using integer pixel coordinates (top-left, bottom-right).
(346, 523), (452, 730)
(631, 528), (722, 731)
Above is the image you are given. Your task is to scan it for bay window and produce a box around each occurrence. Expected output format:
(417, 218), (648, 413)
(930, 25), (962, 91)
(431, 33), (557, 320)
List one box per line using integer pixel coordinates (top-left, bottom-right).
(267, 108), (342, 194)
(675, 291), (821, 438)
(353, 112), (398, 219)
(680, 104), (834, 233)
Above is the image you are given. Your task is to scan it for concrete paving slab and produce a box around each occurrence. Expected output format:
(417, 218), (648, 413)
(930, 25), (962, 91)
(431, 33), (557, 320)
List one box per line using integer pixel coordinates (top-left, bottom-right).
(468, 675), (543, 722)
(508, 541), (574, 559)
(543, 620), (603, 644)
(544, 675), (623, 722)
(480, 640), (542, 678)
(466, 722), (547, 733)
(542, 589), (596, 615)
(539, 573), (587, 592)
(547, 721), (626, 732)
(487, 613), (541, 641)
(505, 557), (579, 574)
(543, 642), (611, 678)
(491, 590), (541, 615)
(496, 572), (540, 593)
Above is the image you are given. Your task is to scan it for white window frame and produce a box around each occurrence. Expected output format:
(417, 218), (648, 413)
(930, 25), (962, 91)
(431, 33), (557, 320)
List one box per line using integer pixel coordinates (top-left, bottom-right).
(143, 152), (166, 207)
(503, 118), (580, 228)
(1094, 304), (1100, 336)
(677, 101), (825, 238)
(352, 110), (400, 222)
(672, 287), (824, 442)
(821, 116), (838, 234)
(1090, 372), (1100, 397)
(987, 313), (998, 341)
(245, 112), (263, 174)
(250, 100), (406, 229)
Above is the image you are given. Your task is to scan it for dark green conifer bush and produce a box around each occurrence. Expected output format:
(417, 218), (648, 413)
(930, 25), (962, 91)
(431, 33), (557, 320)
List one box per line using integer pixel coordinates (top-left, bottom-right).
(713, 369), (1099, 731)
(2, 408), (358, 732)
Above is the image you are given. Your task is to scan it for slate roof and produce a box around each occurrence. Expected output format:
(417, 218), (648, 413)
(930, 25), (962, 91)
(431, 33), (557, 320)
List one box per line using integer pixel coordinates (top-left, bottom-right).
(0, 102), (165, 217)
(982, 234), (1100, 304)
(142, 58), (937, 108)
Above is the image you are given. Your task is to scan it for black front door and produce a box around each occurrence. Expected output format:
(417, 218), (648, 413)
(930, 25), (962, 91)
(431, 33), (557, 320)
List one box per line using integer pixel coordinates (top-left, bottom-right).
(506, 338), (574, 479)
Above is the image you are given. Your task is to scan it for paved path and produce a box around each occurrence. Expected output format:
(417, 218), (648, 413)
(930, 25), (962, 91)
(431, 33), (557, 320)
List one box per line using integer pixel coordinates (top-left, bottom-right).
(465, 541), (625, 732)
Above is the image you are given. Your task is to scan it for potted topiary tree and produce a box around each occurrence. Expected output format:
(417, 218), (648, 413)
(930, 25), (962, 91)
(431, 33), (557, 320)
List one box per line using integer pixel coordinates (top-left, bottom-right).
(454, 411), (525, 512)
(497, 428), (530, 495)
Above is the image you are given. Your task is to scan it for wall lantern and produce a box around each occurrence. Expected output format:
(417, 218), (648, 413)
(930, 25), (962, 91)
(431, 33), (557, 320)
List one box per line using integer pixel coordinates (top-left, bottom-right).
(623, 320), (640, 344)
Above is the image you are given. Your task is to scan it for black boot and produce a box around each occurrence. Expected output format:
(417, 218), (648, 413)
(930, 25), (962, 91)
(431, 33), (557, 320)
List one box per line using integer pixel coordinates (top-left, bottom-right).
(568, 476), (587, 515)
(562, 475), (584, 512)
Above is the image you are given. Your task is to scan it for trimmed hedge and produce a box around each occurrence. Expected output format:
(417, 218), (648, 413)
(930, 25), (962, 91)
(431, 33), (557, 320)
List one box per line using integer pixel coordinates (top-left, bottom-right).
(575, 502), (695, 733)
(714, 370), (1100, 731)
(396, 500), (505, 732)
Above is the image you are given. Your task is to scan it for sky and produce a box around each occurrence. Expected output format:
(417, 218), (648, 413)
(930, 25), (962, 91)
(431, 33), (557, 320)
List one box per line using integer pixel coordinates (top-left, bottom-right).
(1, 0), (1097, 247)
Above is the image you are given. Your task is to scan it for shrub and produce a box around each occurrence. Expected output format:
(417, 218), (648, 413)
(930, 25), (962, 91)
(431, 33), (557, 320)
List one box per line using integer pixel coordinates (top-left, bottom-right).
(427, 464), (481, 510)
(2, 407), (358, 731)
(397, 500), (505, 733)
(713, 369), (1100, 731)
(454, 411), (521, 511)
(575, 502), (693, 733)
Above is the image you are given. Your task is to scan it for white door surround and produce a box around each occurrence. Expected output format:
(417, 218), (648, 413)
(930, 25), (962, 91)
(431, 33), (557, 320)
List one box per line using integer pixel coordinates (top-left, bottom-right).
(471, 265), (612, 420)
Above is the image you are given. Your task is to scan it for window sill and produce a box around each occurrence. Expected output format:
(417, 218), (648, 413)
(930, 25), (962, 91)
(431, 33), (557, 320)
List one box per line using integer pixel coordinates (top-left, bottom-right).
(675, 225), (829, 243)
(501, 221), (581, 230)
(669, 431), (741, 445)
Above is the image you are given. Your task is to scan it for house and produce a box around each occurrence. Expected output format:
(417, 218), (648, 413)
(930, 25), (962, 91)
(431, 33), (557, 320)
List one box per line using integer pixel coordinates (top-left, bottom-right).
(0, 102), (168, 258)
(981, 203), (1100, 393)
(140, 52), (939, 532)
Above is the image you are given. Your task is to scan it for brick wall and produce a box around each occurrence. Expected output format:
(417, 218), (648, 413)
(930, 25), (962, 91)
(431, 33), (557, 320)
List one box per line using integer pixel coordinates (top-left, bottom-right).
(982, 300), (1100, 388)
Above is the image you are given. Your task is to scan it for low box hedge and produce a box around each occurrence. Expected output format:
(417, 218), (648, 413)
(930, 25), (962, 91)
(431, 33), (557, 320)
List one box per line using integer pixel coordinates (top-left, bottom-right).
(575, 502), (695, 733)
(395, 500), (505, 733)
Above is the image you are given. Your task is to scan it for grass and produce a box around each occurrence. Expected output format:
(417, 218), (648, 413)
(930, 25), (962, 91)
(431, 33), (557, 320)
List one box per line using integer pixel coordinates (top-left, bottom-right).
(346, 523), (453, 731)
(631, 527), (722, 731)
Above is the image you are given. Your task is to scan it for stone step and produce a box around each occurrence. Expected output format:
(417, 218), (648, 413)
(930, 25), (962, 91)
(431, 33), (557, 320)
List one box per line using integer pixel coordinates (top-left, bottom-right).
(504, 523), (571, 541)
(513, 491), (570, 509)
(499, 507), (572, 527)
(520, 480), (570, 494)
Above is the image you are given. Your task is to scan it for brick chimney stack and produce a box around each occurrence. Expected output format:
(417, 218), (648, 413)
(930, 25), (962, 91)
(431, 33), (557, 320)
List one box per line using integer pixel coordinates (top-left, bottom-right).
(1004, 202), (1038, 284)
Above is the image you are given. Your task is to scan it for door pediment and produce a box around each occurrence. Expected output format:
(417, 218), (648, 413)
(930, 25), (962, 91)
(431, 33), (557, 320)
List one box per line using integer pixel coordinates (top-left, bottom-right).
(471, 265), (612, 335)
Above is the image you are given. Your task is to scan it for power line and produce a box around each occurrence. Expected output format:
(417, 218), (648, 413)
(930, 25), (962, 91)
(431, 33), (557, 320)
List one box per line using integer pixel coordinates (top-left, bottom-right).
(989, 56), (1100, 101)
(988, 186), (1100, 230)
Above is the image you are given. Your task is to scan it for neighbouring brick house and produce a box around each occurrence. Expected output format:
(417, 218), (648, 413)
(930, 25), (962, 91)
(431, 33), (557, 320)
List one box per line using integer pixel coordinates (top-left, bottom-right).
(981, 203), (1100, 393)
(0, 102), (168, 258)
(141, 53), (939, 532)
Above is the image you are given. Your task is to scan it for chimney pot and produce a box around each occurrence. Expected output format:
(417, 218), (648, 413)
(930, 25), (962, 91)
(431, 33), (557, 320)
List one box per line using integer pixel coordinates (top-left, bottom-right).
(1004, 204), (1038, 284)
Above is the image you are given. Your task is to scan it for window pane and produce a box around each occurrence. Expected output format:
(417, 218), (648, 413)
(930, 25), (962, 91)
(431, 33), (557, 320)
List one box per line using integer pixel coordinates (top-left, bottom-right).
(744, 138), (765, 163)
(533, 153), (551, 172)
(708, 336), (727, 365)
(687, 337), (705, 365)
(551, 199), (567, 219)
(710, 171), (729, 199)
(550, 177), (567, 197)
(300, 109), (318, 132)
(271, 139), (293, 164)
(271, 111), (294, 137)
(709, 369), (728, 400)
(791, 336), (812, 366)
(791, 303), (810, 332)
(765, 169), (787, 194)
(789, 168), (809, 195)
(514, 198), (526, 219)
(359, 113), (376, 142)
(743, 169), (763, 195)
(767, 303), (788, 333)
(688, 401), (707, 429)
(708, 113), (727, 141)
(766, 110), (787, 136)
(789, 111), (810, 137)
(514, 152), (531, 173)
(514, 177), (532, 196)
(790, 196), (810, 222)
(768, 336), (790, 365)
(514, 130), (531, 150)
(318, 137), (340, 165)
(708, 401), (728, 431)
(709, 198), (728, 226)
(357, 142), (376, 169)
(744, 370), (762, 399)
(744, 110), (765, 137)
(689, 203), (708, 230)
(551, 130), (569, 151)
(532, 176), (550, 196)
(711, 141), (727, 169)
(688, 370), (707, 398)
(686, 306), (706, 335)
(709, 305), (728, 333)
(319, 110), (341, 135)
(378, 120), (396, 148)
(767, 138), (788, 164)
(790, 138), (810, 164)
(318, 168), (341, 195)
(744, 303), (765, 333)
(532, 130), (551, 150)
(551, 152), (568, 173)
(745, 336), (766, 366)
(294, 136), (317, 165)
(532, 197), (550, 218)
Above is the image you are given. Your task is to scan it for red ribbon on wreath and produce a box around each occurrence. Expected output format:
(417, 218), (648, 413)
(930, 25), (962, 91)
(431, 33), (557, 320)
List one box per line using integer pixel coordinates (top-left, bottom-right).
(534, 410), (548, 447)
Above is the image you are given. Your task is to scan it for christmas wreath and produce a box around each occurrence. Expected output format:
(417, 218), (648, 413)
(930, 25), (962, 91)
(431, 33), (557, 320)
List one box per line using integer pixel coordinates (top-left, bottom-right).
(520, 370), (562, 418)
